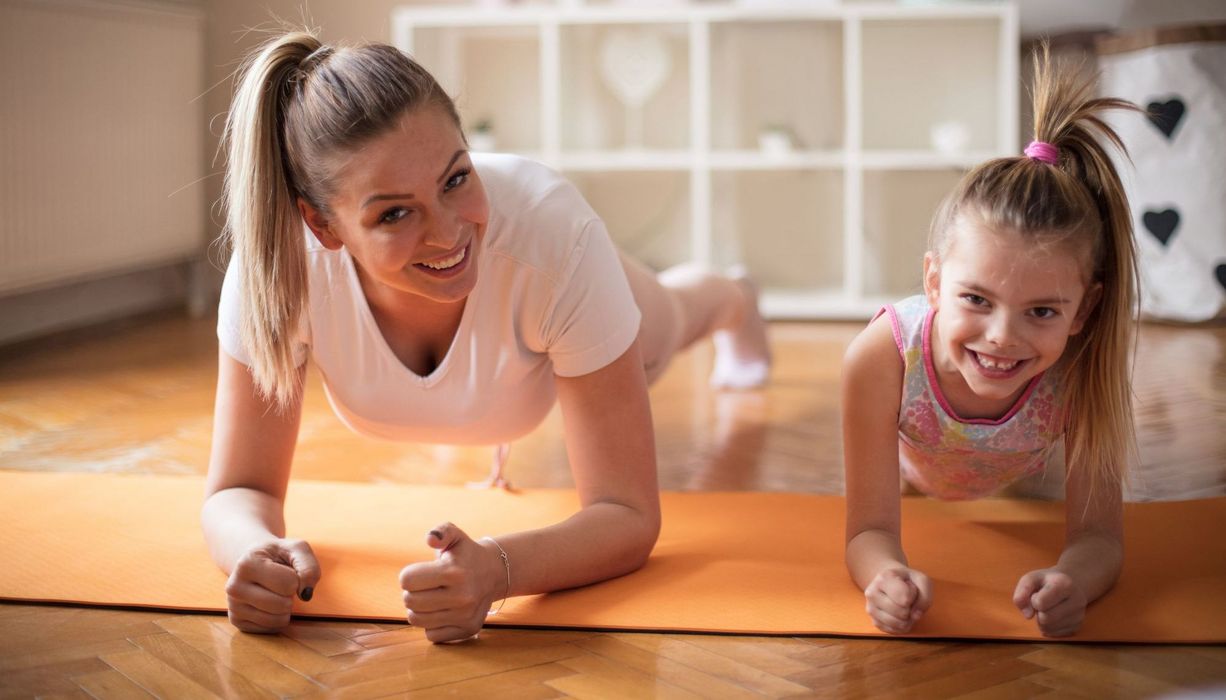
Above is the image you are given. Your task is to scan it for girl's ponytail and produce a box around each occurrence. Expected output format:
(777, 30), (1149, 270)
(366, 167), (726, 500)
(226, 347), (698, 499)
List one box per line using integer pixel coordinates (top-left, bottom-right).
(1029, 43), (1142, 496)
(221, 33), (321, 409)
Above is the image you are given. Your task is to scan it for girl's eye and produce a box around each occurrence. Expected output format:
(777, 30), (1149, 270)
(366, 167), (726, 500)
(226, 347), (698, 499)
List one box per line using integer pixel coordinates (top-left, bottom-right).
(1031, 307), (1058, 319)
(378, 207), (410, 225)
(961, 293), (988, 307)
(444, 168), (470, 192)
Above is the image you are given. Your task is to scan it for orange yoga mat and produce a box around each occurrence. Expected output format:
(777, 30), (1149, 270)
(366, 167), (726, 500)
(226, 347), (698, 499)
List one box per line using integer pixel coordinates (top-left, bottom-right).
(1, 470), (1223, 642)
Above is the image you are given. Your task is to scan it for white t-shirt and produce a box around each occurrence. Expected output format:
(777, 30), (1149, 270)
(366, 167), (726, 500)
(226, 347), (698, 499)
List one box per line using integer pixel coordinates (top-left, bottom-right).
(218, 153), (642, 445)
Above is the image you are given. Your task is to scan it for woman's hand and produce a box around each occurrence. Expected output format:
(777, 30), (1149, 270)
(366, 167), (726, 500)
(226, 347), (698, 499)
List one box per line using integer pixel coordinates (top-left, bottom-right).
(399, 522), (505, 643)
(864, 566), (933, 634)
(1013, 568), (1088, 638)
(225, 538), (321, 634)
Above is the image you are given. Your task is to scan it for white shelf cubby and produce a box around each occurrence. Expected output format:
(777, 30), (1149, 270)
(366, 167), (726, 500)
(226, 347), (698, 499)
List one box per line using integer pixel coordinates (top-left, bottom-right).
(392, 1), (1018, 319)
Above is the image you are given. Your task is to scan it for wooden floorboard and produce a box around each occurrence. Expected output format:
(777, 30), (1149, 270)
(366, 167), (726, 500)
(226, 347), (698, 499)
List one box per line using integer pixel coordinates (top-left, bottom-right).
(1, 312), (1225, 698)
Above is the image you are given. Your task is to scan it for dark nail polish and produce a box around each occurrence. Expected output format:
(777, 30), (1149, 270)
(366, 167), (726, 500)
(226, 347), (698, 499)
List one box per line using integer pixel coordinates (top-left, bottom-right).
(300, 587), (314, 602)
(429, 529), (443, 540)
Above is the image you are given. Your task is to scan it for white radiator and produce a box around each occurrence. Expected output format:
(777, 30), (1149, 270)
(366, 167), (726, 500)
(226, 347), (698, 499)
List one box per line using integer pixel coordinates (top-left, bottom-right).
(0, 0), (205, 296)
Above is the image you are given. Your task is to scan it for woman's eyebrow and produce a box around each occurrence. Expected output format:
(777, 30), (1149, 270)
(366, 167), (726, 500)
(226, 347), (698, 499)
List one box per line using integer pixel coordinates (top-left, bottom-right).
(436, 150), (465, 184)
(360, 151), (467, 209)
(362, 192), (414, 208)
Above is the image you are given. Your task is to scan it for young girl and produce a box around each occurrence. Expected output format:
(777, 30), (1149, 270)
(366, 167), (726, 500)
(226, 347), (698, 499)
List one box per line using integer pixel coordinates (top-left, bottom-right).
(204, 31), (770, 643)
(842, 47), (1141, 638)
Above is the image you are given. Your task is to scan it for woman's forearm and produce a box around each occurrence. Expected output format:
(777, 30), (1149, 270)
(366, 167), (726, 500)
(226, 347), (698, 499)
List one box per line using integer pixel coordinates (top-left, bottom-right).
(201, 487), (288, 573)
(1056, 531), (1122, 603)
(489, 501), (659, 597)
(846, 528), (910, 590)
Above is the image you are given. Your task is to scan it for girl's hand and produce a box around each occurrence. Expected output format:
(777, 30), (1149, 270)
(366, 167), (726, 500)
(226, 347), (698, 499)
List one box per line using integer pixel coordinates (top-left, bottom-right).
(399, 522), (504, 643)
(225, 539), (321, 634)
(863, 567), (933, 634)
(1013, 568), (1087, 637)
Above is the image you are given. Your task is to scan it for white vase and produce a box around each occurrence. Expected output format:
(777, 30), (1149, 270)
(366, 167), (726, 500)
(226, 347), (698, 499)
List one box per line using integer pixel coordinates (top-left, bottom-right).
(758, 130), (793, 157)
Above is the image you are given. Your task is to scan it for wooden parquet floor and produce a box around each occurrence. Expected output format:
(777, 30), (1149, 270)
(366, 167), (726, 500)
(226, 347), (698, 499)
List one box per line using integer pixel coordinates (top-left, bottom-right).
(1, 312), (1225, 699)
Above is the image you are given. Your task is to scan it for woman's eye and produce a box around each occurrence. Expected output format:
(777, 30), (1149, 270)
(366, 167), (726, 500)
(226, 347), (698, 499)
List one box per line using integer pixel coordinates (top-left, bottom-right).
(444, 169), (470, 192)
(962, 294), (988, 307)
(379, 207), (409, 225)
(1031, 307), (1058, 319)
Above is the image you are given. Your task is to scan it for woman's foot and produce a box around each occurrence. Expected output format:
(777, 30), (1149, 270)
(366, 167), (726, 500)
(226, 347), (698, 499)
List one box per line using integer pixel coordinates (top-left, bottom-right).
(710, 267), (771, 389)
(467, 443), (514, 491)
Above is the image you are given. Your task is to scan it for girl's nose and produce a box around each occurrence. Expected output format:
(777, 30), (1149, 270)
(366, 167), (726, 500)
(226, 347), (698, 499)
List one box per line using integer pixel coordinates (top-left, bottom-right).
(985, 313), (1017, 347)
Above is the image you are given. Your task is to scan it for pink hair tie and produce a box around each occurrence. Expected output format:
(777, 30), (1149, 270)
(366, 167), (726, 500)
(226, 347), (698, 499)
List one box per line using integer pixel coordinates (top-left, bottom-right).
(1024, 140), (1059, 165)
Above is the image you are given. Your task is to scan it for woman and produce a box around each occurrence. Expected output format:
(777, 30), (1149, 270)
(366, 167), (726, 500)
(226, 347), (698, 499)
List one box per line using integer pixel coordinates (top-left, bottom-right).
(203, 32), (771, 643)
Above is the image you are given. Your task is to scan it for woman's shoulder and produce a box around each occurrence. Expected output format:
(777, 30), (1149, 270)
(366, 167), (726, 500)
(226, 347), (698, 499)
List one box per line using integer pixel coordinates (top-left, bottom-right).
(473, 153), (581, 212)
(475, 153), (605, 283)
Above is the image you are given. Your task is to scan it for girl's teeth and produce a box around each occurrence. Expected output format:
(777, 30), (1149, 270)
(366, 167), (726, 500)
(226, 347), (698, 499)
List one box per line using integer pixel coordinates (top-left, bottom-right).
(974, 352), (1020, 371)
(421, 248), (465, 270)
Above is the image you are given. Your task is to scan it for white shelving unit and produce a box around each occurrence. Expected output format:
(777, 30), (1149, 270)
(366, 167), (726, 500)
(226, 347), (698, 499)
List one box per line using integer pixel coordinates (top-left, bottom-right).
(393, 1), (1018, 319)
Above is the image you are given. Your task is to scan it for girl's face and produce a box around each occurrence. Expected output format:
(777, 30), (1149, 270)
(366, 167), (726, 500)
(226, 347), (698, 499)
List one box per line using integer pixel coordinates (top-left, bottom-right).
(924, 217), (1100, 405)
(299, 106), (489, 305)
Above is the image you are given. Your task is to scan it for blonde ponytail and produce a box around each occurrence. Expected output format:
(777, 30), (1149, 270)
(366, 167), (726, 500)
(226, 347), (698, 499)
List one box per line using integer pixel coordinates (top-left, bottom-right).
(1030, 43), (1141, 497)
(221, 33), (319, 408)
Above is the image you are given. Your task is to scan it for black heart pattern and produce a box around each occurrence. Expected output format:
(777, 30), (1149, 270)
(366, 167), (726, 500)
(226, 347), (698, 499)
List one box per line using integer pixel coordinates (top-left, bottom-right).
(1143, 209), (1180, 246)
(1147, 98), (1185, 139)
(1216, 263), (1226, 292)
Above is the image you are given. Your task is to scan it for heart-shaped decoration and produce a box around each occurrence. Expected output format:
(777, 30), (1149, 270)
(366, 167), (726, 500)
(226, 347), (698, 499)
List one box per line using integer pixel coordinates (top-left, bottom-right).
(1216, 263), (1226, 292)
(1146, 98), (1185, 139)
(599, 28), (673, 108)
(1142, 209), (1180, 246)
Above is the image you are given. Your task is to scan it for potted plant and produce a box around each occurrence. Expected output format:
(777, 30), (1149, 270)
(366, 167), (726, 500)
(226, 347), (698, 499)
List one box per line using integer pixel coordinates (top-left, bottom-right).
(468, 118), (497, 152)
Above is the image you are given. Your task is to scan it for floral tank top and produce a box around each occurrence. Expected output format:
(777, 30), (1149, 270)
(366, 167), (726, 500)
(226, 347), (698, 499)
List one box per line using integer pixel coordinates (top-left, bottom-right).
(877, 295), (1064, 500)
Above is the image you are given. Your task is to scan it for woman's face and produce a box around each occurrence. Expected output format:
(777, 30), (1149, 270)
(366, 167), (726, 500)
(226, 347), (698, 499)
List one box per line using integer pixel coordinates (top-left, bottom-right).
(300, 106), (490, 305)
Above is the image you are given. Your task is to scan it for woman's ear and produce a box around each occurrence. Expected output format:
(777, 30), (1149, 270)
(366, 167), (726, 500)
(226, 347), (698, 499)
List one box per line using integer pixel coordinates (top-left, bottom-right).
(1070, 282), (1103, 336)
(298, 198), (343, 251)
(923, 252), (941, 308)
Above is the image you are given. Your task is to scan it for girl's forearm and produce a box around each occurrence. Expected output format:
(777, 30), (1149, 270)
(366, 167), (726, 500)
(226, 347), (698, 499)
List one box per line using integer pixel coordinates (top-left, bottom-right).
(201, 487), (288, 573)
(1056, 531), (1123, 603)
(489, 501), (659, 597)
(846, 528), (910, 590)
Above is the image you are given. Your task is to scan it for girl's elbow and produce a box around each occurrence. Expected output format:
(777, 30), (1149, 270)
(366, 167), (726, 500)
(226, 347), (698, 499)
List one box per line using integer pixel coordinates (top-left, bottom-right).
(622, 510), (661, 573)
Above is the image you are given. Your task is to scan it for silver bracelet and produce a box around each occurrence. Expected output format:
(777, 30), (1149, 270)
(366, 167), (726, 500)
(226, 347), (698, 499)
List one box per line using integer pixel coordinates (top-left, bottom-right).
(480, 536), (511, 616)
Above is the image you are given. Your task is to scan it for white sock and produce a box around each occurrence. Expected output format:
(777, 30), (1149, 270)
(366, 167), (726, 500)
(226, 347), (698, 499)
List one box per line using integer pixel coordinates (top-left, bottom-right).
(710, 330), (771, 389)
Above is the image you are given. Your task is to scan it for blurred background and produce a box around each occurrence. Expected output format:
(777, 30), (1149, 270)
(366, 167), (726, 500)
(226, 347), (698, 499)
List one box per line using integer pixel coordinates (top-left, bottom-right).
(1, 0), (1224, 343)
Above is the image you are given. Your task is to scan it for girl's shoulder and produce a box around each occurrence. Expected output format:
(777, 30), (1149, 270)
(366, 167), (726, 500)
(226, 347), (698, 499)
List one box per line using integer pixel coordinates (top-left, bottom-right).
(861, 294), (930, 361)
(844, 307), (905, 386)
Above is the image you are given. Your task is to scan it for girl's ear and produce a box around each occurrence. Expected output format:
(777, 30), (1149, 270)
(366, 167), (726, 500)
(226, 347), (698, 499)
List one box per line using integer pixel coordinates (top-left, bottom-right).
(923, 252), (941, 308)
(1070, 282), (1102, 336)
(298, 198), (343, 251)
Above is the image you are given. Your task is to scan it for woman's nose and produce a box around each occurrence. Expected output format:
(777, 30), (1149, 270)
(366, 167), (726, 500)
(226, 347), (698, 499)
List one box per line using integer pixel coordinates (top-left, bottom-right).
(422, 211), (463, 250)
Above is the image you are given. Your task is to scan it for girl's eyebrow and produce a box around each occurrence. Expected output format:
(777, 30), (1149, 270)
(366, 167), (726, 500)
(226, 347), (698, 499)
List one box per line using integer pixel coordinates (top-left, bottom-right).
(360, 150), (467, 209)
(957, 281), (1069, 306)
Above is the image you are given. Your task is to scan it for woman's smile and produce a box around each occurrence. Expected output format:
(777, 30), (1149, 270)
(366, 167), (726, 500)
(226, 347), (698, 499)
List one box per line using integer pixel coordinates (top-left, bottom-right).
(414, 241), (471, 278)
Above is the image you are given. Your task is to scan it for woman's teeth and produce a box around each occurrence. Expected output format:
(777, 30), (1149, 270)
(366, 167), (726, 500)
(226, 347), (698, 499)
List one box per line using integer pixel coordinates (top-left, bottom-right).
(420, 247), (466, 270)
(973, 351), (1021, 371)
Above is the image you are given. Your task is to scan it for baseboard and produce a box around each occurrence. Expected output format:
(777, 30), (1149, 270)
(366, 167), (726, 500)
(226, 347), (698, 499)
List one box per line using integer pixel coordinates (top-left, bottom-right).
(0, 260), (219, 346)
